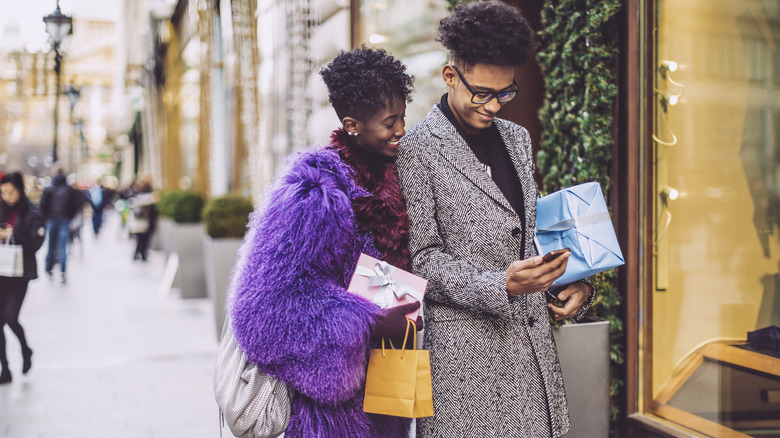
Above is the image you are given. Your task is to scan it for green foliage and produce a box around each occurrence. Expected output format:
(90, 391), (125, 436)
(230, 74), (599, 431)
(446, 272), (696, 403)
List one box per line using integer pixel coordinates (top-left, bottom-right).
(537, 0), (623, 429)
(156, 191), (180, 219)
(446, 0), (470, 11)
(173, 191), (206, 224)
(537, 0), (620, 192)
(202, 194), (254, 238)
(160, 190), (206, 224)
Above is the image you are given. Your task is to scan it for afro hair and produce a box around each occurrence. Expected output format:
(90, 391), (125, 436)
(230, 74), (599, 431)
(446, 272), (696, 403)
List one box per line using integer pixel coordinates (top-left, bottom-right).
(437, 1), (537, 70)
(320, 46), (414, 122)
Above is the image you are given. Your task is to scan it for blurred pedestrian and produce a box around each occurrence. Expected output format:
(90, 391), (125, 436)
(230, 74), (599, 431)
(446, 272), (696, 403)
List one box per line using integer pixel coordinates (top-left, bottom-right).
(128, 179), (157, 262)
(228, 47), (418, 438)
(39, 169), (80, 283)
(87, 178), (113, 237)
(0, 171), (45, 384)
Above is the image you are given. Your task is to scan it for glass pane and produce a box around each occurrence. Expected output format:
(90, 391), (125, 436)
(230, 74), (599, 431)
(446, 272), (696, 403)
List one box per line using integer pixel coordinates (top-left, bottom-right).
(651, 0), (780, 435)
(358, 0), (449, 125)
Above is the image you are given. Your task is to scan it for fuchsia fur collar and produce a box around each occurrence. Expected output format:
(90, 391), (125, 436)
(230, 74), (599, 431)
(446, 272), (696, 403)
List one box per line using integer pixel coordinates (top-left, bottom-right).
(328, 128), (412, 271)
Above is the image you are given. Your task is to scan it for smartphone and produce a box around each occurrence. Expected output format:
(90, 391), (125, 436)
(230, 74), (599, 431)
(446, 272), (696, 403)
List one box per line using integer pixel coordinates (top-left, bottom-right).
(542, 248), (570, 263)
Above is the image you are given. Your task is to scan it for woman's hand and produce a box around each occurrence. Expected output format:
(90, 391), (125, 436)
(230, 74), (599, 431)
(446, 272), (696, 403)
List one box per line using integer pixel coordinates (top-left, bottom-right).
(371, 301), (423, 342)
(0, 225), (13, 242)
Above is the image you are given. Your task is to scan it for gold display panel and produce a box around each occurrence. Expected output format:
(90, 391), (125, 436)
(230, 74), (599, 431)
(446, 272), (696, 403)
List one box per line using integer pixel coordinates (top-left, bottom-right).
(651, 1), (780, 436)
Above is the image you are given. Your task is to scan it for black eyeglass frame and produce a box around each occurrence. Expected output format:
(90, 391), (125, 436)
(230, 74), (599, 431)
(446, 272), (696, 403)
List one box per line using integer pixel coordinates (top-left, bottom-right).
(451, 64), (519, 105)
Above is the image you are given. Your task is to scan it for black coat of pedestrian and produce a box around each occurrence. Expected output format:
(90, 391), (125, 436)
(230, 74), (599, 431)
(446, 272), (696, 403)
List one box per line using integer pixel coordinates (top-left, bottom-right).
(39, 175), (79, 220)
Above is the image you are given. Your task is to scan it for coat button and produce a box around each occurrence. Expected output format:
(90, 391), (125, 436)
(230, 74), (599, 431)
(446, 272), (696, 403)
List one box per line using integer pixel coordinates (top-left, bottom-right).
(528, 317), (536, 327)
(511, 227), (522, 238)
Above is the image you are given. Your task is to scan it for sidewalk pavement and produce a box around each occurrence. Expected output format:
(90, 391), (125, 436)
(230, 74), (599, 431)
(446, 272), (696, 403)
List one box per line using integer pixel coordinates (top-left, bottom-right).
(0, 214), (221, 437)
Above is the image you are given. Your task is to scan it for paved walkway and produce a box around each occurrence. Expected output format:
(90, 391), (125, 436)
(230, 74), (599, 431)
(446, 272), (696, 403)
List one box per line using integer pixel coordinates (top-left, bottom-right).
(0, 214), (221, 437)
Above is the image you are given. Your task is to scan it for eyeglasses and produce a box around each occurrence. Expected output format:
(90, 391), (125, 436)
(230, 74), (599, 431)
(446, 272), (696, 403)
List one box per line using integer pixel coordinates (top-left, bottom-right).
(451, 64), (518, 105)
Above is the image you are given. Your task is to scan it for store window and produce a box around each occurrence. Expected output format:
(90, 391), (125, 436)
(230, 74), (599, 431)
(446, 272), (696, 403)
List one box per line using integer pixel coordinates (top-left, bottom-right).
(358, 0), (449, 125)
(647, 0), (780, 436)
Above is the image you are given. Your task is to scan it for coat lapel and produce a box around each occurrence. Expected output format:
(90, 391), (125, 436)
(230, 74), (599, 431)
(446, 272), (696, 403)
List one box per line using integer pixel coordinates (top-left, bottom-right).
(497, 121), (536, 233)
(426, 107), (515, 213)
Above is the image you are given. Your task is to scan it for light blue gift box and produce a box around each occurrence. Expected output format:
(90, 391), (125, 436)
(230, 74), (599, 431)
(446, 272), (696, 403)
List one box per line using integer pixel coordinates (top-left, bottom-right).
(535, 182), (624, 286)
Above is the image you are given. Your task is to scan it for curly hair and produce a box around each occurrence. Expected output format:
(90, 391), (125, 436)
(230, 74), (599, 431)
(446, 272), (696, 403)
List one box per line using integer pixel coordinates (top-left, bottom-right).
(0, 171), (27, 221)
(437, 1), (537, 70)
(320, 46), (414, 122)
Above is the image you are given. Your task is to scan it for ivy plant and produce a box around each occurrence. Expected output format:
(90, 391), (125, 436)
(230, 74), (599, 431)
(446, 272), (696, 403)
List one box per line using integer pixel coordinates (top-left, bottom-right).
(537, 0), (623, 427)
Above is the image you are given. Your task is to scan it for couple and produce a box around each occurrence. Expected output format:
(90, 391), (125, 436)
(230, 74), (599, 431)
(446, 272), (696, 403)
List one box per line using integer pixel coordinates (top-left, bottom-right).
(229, 2), (593, 438)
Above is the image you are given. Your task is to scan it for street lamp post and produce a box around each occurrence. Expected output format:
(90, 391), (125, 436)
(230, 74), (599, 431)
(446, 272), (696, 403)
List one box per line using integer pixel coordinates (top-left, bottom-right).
(43, 1), (73, 165)
(64, 84), (80, 171)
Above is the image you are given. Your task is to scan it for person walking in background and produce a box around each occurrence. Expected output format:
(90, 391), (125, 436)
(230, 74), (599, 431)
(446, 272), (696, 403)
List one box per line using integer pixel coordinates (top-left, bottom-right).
(228, 47), (419, 438)
(39, 169), (79, 283)
(128, 179), (157, 262)
(87, 178), (113, 237)
(87, 179), (104, 236)
(0, 171), (46, 384)
(395, 2), (594, 437)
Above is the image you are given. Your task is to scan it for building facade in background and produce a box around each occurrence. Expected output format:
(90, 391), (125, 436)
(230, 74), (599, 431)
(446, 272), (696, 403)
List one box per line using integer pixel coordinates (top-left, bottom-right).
(0, 14), (122, 187)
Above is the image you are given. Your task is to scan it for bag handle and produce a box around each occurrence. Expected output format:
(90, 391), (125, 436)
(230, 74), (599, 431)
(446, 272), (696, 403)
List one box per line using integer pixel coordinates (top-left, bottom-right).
(381, 318), (416, 359)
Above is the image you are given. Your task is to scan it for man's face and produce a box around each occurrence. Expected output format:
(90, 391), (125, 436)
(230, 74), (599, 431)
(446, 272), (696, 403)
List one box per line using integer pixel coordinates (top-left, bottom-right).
(444, 63), (516, 135)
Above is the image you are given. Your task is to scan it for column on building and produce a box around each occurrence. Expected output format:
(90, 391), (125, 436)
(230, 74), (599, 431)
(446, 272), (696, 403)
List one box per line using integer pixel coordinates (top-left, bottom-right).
(230, 0), (259, 200)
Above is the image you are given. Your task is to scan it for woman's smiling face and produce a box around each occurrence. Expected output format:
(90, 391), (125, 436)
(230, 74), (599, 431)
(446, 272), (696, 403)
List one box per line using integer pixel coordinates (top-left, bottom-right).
(351, 97), (407, 158)
(0, 183), (20, 207)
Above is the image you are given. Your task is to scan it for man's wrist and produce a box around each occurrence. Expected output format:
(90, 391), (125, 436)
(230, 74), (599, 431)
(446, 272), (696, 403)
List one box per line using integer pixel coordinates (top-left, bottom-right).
(579, 278), (595, 294)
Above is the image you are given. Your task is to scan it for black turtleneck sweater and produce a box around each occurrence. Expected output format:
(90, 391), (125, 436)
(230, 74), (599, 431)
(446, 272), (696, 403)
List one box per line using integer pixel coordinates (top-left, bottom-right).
(438, 94), (526, 227)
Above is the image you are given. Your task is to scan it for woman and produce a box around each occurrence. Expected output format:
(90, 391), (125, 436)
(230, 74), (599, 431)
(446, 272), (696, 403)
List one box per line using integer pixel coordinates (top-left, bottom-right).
(0, 171), (45, 384)
(230, 47), (418, 437)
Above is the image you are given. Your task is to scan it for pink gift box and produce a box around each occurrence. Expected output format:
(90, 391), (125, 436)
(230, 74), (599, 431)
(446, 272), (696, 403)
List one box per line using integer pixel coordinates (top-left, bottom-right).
(347, 253), (427, 320)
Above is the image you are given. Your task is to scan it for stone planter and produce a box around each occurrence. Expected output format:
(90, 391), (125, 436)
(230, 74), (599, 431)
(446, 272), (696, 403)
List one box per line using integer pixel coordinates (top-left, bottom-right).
(173, 223), (207, 299)
(553, 320), (610, 438)
(158, 218), (176, 255)
(150, 229), (162, 251)
(203, 236), (242, 339)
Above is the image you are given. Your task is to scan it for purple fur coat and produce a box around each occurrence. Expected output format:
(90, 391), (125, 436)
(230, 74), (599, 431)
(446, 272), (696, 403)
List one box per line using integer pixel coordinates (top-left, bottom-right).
(230, 130), (412, 438)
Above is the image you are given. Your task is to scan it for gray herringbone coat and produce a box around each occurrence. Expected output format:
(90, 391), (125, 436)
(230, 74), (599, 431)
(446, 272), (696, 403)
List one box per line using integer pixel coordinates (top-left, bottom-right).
(396, 106), (571, 438)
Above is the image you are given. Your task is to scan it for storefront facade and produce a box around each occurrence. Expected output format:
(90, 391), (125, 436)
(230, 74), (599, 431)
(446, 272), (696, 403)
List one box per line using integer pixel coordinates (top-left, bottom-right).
(259, 1), (780, 435)
(626, 1), (780, 436)
(135, 1), (780, 434)
(359, 1), (780, 436)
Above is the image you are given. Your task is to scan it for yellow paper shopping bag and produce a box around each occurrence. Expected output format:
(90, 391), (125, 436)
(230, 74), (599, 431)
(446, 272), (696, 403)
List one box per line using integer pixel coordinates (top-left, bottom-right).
(363, 319), (434, 418)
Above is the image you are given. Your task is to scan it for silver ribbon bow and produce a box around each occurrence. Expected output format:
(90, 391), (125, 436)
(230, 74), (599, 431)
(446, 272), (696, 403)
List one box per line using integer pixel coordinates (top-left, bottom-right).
(537, 212), (611, 233)
(355, 261), (424, 308)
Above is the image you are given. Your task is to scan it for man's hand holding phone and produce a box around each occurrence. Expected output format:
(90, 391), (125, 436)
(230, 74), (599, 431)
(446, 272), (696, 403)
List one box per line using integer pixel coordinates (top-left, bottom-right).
(505, 248), (571, 297)
(542, 249), (569, 264)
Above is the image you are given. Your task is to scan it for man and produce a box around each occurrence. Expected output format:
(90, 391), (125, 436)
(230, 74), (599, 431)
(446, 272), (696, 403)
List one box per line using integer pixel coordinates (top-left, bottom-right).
(395, 2), (594, 437)
(87, 178), (114, 237)
(40, 169), (79, 283)
(87, 179), (104, 236)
